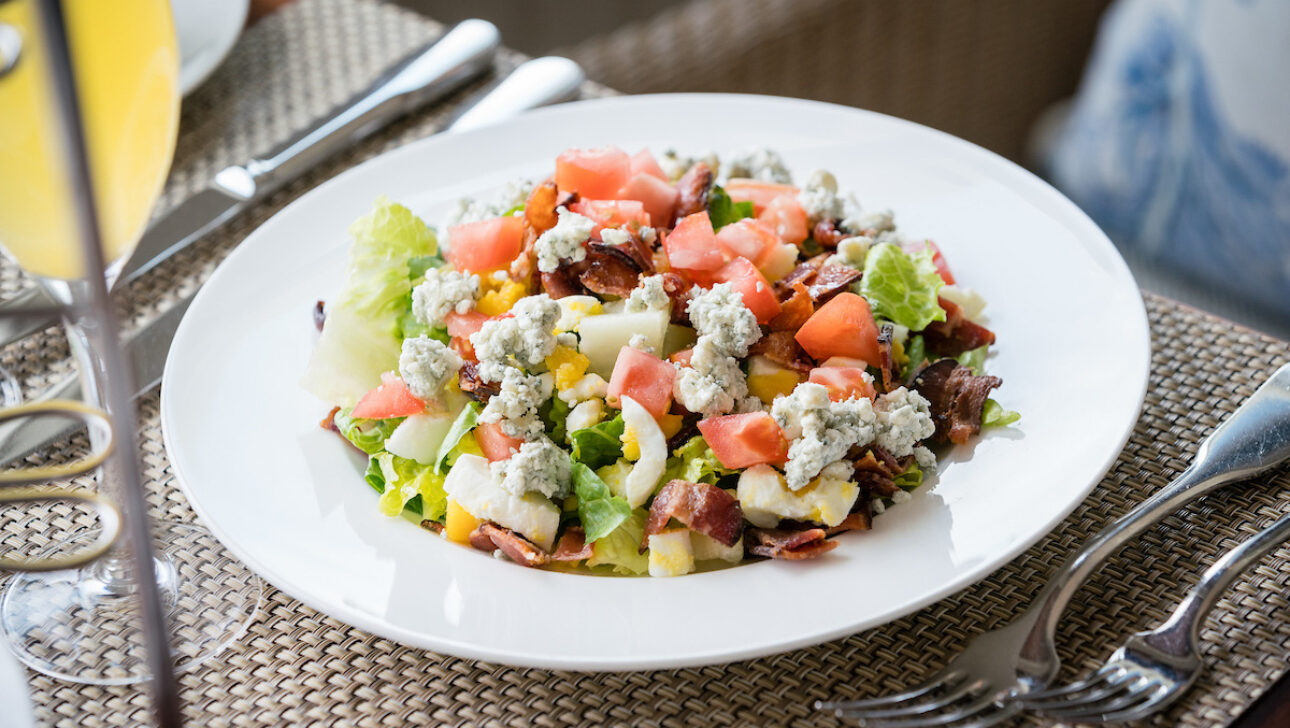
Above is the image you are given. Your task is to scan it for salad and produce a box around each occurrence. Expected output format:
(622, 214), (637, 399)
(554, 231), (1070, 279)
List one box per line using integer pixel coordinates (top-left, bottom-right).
(302, 146), (1018, 576)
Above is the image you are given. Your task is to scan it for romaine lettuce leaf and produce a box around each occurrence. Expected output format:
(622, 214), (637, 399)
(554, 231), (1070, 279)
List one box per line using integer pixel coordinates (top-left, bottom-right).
(333, 409), (401, 455)
(435, 401), (481, 473)
(569, 414), (625, 470)
(661, 435), (734, 485)
(374, 452), (448, 520)
(956, 346), (987, 375)
(901, 334), (927, 380)
(894, 462), (922, 490)
(860, 242), (946, 332)
(539, 395), (572, 444)
(707, 185), (755, 229)
(981, 399), (1020, 428)
(301, 196), (438, 406)
(571, 462), (633, 542)
(585, 508), (650, 575)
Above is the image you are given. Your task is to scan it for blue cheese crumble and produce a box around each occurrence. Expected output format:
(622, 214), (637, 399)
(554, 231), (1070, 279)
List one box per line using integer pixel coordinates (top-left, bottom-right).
(873, 387), (936, 457)
(673, 283), (762, 417)
(535, 206), (594, 273)
(490, 437), (572, 499)
(825, 235), (872, 271)
(411, 268), (480, 326)
(772, 382), (877, 490)
(398, 336), (462, 400)
(625, 274), (675, 313)
(470, 294), (561, 382)
(479, 368), (554, 440)
(724, 147), (793, 184)
(598, 227), (633, 246)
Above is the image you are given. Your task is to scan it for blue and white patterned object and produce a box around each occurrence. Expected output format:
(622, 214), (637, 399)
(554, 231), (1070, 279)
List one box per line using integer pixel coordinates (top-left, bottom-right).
(1046, 0), (1290, 315)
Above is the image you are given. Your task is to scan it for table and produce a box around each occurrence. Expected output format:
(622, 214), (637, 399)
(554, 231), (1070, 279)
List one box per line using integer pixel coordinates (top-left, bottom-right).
(2, 1), (1288, 725)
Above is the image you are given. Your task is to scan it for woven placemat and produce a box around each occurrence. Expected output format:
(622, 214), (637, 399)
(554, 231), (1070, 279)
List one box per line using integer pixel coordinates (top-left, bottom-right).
(2, 1), (1289, 726)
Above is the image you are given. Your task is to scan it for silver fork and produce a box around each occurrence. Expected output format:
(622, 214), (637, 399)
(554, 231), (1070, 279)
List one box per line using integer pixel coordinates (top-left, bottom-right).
(1015, 508), (1290, 723)
(818, 363), (1290, 727)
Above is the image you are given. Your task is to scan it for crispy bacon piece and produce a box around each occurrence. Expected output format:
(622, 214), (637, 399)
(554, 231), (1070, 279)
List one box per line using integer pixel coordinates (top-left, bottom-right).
(458, 361), (500, 403)
(812, 219), (848, 249)
(468, 522), (549, 567)
(826, 509), (873, 536)
(923, 297), (996, 357)
(666, 415), (701, 452)
(672, 162), (713, 223)
(419, 519), (445, 534)
(853, 469), (898, 498)
(807, 264), (861, 305)
(913, 359), (1002, 445)
(541, 266), (586, 299)
(641, 480), (744, 553)
(313, 300), (326, 331)
(875, 323), (900, 393)
(660, 272), (693, 324)
(579, 243), (644, 297)
(769, 282), (815, 331)
(320, 405), (341, 431)
(746, 526), (838, 560)
(748, 331), (813, 373)
(550, 527), (593, 562)
(775, 253), (829, 294)
(556, 189), (579, 209)
(601, 228), (656, 274)
(511, 225), (539, 285)
(524, 180), (560, 234)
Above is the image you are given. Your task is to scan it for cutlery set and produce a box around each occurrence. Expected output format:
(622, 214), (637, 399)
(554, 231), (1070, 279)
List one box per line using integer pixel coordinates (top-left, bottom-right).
(820, 364), (1290, 725)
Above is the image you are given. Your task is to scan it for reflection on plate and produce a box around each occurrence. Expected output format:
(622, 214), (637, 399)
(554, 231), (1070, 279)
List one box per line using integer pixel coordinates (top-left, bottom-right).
(162, 94), (1150, 670)
(172, 0), (248, 96)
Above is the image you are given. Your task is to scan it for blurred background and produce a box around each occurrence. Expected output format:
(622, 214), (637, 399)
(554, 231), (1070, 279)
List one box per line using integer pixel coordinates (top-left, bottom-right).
(255, 0), (1290, 338)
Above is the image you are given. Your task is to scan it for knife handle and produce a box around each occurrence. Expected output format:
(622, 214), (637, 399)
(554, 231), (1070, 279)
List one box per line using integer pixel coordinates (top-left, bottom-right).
(445, 56), (585, 133)
(218, 19), (500, 201)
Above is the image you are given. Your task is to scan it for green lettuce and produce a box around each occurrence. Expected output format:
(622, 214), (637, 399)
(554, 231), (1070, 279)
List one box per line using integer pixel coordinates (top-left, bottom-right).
(661, 435), (734, 485)
(539, 395), (572, 444)
(956, 346), (988, 375)
(435, 401), (481, 474)
(860, 242), (946, 332)
(707, 185), (755, 229)
(901, 334), (927, 380)
(571, 462), (633, 542)
(373, 452), (448, 520)
(301, 196), (438, 406)
(982, 399), (1021, 428)
(894, 462), (923, 490)
(569, 414), (625, 470)
(585, 508), (650, 575)
(332, 409), (401, 455)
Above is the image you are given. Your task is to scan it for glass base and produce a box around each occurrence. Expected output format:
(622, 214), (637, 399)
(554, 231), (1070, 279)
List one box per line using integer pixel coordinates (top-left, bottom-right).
(0, 521), (260, 685)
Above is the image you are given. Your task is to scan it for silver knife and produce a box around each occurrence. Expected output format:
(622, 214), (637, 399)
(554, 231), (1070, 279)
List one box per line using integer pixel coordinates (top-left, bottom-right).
(0, 56), (586, 465)
(0, 18), (502, 348)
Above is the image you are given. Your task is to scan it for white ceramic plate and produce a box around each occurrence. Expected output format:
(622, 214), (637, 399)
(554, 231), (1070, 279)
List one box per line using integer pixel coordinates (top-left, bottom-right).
(162, 94), (1150, 670)
(171, 0), (248, 96)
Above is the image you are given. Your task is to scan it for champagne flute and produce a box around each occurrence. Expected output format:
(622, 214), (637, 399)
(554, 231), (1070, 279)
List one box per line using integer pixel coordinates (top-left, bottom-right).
(0, 0), (260, 693)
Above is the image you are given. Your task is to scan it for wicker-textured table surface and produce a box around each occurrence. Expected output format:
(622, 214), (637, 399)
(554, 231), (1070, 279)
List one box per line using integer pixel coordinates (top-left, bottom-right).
(2, 1), (1288, 725)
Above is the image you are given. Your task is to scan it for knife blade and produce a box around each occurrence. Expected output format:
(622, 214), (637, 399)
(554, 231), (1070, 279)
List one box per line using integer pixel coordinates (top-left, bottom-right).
(0, 18), (502, 348)
(0, 55), (585, 466)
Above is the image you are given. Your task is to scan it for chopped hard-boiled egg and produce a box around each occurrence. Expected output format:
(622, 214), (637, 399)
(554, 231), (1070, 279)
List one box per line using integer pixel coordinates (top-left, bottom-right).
(443, 454), (560, 550)
(555, 295), (603, 332)
(746, 355), (803, 405)
(621, 423), (641, 461)
(736, 463), (859, 528)
(476, 279), (528, 316)
(444, 498), (482, 544)
(546, 346), (590, 390)
(620, 395), (666, 508)
(647, 529), (696, 577)
(691, 532), (743, 563)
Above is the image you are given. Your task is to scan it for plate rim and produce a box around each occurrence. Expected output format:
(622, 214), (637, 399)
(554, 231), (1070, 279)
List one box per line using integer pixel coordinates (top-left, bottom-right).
(161, 92), (1151, 670)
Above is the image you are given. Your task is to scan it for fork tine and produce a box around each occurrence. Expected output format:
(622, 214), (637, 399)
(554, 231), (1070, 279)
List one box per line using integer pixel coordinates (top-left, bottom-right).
(1041, 678), (1160, 721)
(1013, 664), (1122, 704)
(834, 679), (984, 719)
(1022, 671), (1135, 712)
(817, 670), (965, 712)
(1092, 687), (1177, 723)
(849, 693), (1007, 728)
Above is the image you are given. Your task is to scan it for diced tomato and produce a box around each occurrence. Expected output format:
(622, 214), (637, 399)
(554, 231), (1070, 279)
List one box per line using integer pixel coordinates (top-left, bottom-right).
(569, 199), (651, 236)
(606, 346), (676, 419)
(616, 174), (678, 229)
(351, 372), (427, 419)
(758, 195), (808, 245)
(556, 147), (631, 200)
(445, 310), (488, 360)
(714, 256), (782, 324)
(446, 216), (524, 273)
(697, 412), (790, 469)
(795, 292), (882, 367)
(903, 240), (956, 285)
(668, 348), (694, 367)
(630, 148), (668, 181)
(715, 218), (780, 266)
(475, 422), (523, 462)
(664, 211), (726, 273)
(725, 179), (800, 215)
(820, 356), (870, 369)
(808, 367), (876, 402)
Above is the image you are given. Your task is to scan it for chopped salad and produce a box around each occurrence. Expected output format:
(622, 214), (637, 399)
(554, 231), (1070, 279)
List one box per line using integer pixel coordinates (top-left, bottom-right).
(302, 146), (1018, 576)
